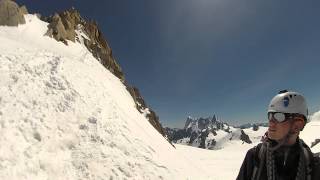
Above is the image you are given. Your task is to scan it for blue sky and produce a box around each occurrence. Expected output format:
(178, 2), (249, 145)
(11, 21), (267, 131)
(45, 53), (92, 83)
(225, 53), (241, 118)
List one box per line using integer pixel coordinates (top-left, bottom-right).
(17, 0), (320, 128)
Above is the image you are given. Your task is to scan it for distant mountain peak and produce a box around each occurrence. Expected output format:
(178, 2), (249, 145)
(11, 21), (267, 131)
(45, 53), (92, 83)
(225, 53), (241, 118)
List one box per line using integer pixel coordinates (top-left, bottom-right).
(166, 116), (257, 150)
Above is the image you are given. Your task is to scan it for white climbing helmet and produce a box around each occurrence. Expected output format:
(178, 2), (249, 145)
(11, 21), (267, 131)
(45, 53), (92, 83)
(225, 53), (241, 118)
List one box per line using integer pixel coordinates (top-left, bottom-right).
(268, 90), (308, 121)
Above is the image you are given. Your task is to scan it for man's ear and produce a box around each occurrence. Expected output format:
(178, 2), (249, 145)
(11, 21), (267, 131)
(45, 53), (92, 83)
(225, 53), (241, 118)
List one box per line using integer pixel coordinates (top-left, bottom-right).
(293, 119), (305, 132)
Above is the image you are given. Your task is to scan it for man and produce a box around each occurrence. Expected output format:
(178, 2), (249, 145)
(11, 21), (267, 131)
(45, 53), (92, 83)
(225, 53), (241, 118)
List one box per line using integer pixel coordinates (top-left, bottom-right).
(237, 90), (320, 180)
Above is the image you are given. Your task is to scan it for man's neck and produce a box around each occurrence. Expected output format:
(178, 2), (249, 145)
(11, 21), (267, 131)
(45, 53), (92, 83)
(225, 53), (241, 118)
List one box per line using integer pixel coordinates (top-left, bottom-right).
(283, 135), (299, 146)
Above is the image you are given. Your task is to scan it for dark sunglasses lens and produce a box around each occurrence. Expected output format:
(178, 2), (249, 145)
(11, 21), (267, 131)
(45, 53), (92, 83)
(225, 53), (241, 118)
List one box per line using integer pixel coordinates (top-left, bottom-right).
(273, 113), (286, 122)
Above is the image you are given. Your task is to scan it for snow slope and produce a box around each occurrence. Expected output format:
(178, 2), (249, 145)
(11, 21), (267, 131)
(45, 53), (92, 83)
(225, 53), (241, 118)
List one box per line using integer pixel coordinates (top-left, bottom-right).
(300, 112), (320, 153)
(174, 126), (267, 179)
(0, 15), (209, 180)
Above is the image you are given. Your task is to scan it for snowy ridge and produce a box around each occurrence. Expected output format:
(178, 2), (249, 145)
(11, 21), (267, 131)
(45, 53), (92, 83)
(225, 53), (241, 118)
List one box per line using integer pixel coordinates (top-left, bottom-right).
(0, 15), (208, 179)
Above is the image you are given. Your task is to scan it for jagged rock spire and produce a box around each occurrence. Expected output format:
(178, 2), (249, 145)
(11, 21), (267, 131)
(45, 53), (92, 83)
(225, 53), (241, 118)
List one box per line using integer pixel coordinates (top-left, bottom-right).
(0, 0), (27, 26)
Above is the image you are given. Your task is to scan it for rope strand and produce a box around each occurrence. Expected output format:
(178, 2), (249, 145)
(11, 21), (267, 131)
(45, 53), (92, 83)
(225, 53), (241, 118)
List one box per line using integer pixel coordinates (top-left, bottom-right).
(265, 141), (307, 180)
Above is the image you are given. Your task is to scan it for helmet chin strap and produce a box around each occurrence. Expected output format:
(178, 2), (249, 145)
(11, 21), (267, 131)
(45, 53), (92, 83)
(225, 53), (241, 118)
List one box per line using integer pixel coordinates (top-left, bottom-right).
(269, 121), (296, 151)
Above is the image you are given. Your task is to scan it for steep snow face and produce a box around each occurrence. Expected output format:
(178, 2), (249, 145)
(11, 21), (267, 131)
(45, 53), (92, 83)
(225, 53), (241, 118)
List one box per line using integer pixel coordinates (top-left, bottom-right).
(300, 111), (320, 153)
(0, 15), (207, 180)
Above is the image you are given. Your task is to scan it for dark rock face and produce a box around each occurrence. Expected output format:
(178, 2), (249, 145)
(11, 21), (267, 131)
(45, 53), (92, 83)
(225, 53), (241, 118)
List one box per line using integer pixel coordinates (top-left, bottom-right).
(126, 86), (147, 110)
(311, 139), (320, 148)
(165, 128), (190, 142)
(43, 8), (124, 81)
(83, 21), (124, 82)
(0, 0), (26, 26)
(183, 116), (193, 129)
(126, 85), (167, 138)
(41, 8), (167, 140)
(199, 129), (209, 149)
(208, 139), (216, 150)
(240, 130), (252, 144)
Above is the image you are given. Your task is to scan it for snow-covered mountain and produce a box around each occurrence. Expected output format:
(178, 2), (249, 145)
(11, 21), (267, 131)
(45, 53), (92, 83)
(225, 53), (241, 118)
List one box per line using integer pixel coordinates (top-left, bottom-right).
(166, 114), (320, 153)
(166, 116), (268, 150)
(0, 7), (210, 180)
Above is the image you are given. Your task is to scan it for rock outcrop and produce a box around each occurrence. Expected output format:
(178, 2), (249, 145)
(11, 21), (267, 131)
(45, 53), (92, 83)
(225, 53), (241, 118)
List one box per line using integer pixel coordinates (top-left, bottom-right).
(43, 8), (124, 81)
(240, 130), (252, 144)
(311, 139), (320, 148)
(126, 85), (167, 138)
(165, 127), (191, 142)
(252, 124), (259, 131)
(0, 0), (26, 26)
(19, 5), (28, 15)
(41, 8), (167, 139)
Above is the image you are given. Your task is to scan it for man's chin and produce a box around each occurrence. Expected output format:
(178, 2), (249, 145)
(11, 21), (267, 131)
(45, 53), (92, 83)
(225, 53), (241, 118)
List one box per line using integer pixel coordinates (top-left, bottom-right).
(268, 131), (279, 140)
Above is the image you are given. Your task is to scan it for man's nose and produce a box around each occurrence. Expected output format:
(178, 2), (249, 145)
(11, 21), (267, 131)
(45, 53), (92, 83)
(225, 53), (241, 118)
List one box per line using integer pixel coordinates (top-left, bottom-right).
(269, 118), (277, 127)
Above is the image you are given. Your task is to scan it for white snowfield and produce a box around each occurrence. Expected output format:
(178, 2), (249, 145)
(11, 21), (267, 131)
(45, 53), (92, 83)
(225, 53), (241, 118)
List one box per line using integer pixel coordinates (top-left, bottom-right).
(300, 113), (320, 152)
(0, 14), (319, 180)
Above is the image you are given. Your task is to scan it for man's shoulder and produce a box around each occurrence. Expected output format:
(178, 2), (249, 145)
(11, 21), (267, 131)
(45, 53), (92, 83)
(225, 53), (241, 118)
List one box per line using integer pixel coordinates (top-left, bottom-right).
(246, 142), (263, 150)
(312, 153), (320, 180)
(313, 153), (320, 164)
(245, 143), (265, 162)
(299, 141), (320, 179)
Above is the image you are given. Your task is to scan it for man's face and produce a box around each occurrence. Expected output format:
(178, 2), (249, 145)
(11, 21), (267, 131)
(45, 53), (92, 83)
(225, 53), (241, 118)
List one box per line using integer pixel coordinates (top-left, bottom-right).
(268, 118), (292, 141)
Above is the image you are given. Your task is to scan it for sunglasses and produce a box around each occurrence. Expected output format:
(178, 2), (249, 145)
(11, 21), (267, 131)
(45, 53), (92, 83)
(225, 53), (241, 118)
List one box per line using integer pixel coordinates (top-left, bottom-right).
(267, 112), (296, 123)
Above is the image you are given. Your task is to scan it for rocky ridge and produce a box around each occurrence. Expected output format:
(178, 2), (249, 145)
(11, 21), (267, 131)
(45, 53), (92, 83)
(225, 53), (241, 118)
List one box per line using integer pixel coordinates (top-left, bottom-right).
(0, 1), (168, 140)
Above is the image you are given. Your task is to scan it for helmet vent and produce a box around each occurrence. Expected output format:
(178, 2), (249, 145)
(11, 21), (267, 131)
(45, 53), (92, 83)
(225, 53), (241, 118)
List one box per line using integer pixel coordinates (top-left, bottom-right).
(278, 90), (288, 94)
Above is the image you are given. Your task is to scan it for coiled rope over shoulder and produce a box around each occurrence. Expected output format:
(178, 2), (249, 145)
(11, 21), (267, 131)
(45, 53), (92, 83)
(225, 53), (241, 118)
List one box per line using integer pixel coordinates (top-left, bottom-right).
(251, 140), (312, 180)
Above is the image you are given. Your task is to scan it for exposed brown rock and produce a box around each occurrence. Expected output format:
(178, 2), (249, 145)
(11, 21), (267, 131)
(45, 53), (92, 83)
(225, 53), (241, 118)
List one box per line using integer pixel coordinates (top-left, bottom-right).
(0, 0), (26, 26)
(19, 5), (28, 15)
(44, 8), (124, 81)
(126, 85), (168, 138)
(82, 21), (124, 81)
(45, 14), (69, 43)
(126, 86), (147, 109)
(146, 110), (167, 137)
